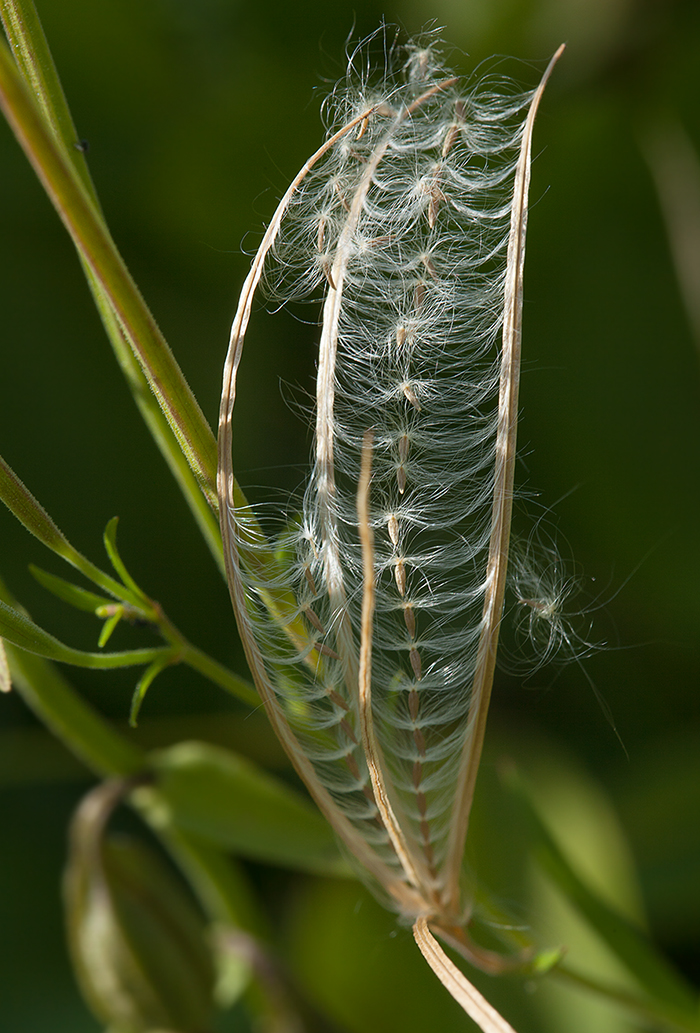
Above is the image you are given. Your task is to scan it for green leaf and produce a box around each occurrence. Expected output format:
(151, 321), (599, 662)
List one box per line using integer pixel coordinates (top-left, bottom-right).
(97, 609), (123, 648)
(147, 741), (351, 877)
(0, 583), (144, 778)
(30, 565), (110, 613)
(0, 451), (72, 556)
(129, 654), (173, 727)
(0, 597), (171, 669)
(503, 765), (698, 1014)
(0, 452), (139, 603)
(103, 517), (143, 598)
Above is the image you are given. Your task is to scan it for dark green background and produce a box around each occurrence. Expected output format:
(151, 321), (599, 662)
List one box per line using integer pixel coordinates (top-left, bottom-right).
(0, 0), (698, 1029)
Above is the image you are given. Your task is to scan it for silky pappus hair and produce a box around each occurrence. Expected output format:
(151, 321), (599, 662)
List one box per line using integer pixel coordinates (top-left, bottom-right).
(218, 31), (565, 1033)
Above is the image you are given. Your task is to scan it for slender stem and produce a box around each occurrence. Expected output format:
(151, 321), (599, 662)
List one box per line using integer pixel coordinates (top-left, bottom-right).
(179, 640), (259, 708)
(0, 1), (227, 572)
(0, 27), (218, 512)
(0, 0), (94, 193)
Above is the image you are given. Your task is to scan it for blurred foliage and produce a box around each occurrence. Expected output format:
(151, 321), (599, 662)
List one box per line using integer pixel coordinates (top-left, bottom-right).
(0, 0), (698, 1030)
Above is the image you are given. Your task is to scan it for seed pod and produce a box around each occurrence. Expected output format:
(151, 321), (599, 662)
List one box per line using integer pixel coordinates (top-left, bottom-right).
(64, 780), (216, 1033)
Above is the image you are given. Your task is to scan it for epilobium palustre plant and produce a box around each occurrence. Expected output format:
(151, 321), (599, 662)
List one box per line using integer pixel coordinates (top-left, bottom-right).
(3, 8), (697, 1030)
(218, 34), (564, 1030)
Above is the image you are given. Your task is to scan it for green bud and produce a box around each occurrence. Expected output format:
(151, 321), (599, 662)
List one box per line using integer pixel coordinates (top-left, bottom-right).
(64, 780), (216, 1033)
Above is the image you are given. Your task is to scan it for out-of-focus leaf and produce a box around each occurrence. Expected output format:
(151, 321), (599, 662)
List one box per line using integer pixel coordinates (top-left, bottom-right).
(145, 741), (350, 877)
(503, 764), (698, 1015)
(0, 710), (287, 788)
(615, 731), (700, 942)
(0, 635), (11, 692)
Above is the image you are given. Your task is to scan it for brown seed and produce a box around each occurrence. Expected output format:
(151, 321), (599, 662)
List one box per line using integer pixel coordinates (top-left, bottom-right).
(428, 183), (447, 228)
(410, 647), (422, 681)
(302, 605), (325, 635)
(413, 280), (426, 312)
(334, 181), (350, 211)
(396, 465), (407, 495)
(322, 259), (336, 290)
(398, 434), (410, 462)
(395, 324), (407, 349)
(355, 114), (370, 140)
(412, 759), (423, 788)
(387, 513), (399, 546)
(303, 565), (317, 596)
(442, 124), (459, 158)
(427, 193), (437, 229)
(346, 754), (361, 780)
(413, 726), (426, 754)
(318, 642), (341, 660)
(403, 383), (421, 411)
(316, 215), (326, 253)
(394, 557), (407, 595)
(328, 688), (349, 712)
(340, 718), (358, 745)
(409, 687), (420, 722)
(421, 253), (438, 280)
(403, 603), (416, 638)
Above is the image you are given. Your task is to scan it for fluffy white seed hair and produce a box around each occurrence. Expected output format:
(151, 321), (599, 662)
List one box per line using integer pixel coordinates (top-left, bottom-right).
(218, 32), (564, 1031)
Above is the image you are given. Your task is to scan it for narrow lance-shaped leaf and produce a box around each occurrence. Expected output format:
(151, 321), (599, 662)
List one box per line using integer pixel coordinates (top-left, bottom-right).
(30, 566), (114, 614)
(504, 765), (698, 1014)
(0, 575), (145, 777)
(146, 741), (349, 877)
(0, 453), (136, 602)
(0, 597), (173, 669)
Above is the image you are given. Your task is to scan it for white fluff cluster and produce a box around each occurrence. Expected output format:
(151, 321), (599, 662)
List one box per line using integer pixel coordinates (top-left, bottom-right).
(235, 38), (536, 893)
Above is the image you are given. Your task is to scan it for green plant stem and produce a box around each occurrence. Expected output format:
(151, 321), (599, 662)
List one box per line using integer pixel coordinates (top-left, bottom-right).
(0, 0), (224, 570)
(0, 0), (310, 626)
(0, 37), (216, 499)
(177, 640), (259, 708)
(0, 455), (257, 707)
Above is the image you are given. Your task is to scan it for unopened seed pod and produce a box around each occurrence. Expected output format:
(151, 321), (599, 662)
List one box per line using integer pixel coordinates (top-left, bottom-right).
(64, 780), (215, 1033)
